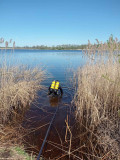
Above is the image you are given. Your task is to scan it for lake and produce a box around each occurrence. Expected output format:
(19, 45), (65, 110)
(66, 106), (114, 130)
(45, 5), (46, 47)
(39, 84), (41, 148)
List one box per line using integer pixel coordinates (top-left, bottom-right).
(0, 49), (88, 159)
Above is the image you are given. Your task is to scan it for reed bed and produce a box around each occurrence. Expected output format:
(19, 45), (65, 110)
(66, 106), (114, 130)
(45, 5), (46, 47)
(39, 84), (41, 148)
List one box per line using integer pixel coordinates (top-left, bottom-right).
(0, 63), (45, 159)
(84, 34), (120, 55)
(74, 63), (120, 159)
(0, 65), (45, 124)
(0, 39), (46, 159)
(74, 37), (120, 159)
(0, 38), (46, 124)
(74, 61), (120, 126)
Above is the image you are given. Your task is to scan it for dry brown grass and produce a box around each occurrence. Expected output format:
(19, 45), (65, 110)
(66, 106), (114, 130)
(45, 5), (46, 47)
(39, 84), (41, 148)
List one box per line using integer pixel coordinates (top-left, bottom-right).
(0, 64), (45, 124)
(0, 39), (46, 159)
(74, 37), (120, 159)
(0, 61), (45, 159)
(85, 35), (120, 54)
(74, 61), (120, 158)
(74, 61), (120, 127)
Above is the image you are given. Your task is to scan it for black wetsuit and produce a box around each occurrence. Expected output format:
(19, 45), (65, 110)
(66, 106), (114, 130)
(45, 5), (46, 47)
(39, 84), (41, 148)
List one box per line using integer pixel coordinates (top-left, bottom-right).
(48, 84), (63, 96)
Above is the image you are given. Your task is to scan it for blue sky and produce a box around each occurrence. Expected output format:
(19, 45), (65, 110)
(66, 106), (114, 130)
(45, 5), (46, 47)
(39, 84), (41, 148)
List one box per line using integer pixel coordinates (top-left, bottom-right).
(0, 0), (120, 46)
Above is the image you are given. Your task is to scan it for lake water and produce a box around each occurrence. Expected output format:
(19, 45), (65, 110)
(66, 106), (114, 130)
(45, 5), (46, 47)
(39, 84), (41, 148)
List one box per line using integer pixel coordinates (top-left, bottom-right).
(0, 49), (88, 159)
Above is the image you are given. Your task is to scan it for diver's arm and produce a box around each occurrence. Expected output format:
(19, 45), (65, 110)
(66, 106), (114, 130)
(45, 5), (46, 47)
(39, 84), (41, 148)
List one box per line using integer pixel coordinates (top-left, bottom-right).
(59, 86), (63, 95)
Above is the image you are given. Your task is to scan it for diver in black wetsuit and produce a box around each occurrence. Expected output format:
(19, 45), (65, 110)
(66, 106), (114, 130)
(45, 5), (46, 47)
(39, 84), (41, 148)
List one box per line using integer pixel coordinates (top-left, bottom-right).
(48, 80), (63, 96)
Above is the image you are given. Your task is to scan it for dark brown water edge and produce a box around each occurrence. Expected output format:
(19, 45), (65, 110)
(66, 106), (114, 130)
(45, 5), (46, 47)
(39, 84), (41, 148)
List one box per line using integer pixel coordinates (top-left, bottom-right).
(21, 102), (101, 160)
(0, 84), (111, 160)
(20, 85), (79, 159)
(21, 95), (102, 160)
(13, 82), (98, 159)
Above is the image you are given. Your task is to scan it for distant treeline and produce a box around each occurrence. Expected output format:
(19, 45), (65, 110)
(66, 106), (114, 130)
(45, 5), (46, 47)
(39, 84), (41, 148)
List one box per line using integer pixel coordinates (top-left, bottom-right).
(16, 44), (87, 50)
(1, 35), (119, 51)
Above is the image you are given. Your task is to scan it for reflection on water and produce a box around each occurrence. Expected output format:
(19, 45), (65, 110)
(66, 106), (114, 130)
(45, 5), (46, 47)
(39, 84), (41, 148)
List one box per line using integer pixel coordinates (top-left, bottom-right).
(49, 95), (62, 107)
(0, 49), (87, 159)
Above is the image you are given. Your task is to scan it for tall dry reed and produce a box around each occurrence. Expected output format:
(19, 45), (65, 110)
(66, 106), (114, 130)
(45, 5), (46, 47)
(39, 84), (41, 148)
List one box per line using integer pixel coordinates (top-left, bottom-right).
(74, 36), (120, 159)
(0, 64), (45, 124)
(74, 61), (120, 127)
(0, 39), (45, 159)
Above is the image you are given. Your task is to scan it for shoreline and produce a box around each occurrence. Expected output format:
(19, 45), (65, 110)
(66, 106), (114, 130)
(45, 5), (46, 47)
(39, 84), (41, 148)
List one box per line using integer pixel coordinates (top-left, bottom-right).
(0, 47), (83, 51)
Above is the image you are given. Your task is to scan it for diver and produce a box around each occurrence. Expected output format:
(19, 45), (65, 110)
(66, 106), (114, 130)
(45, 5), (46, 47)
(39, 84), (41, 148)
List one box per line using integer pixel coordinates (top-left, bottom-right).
(48, 80), (63, 96)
